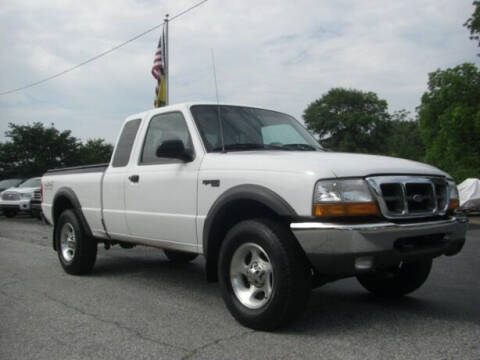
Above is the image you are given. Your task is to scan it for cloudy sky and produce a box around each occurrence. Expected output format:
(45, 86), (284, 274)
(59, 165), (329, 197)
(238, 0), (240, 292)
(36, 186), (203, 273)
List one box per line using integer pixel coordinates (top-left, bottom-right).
(0, 0), (478, 144)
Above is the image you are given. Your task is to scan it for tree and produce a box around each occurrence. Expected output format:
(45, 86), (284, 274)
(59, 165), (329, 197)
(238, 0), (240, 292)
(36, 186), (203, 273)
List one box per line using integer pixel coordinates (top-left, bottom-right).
(0, 122), (81, 178)
(464, 1), (480, 55)
(418, 63), (480, 182)
(0, 123), (113, 179)
(386, 110), (425, 162)
(303, 88), (391, 154)
(78, 139), (113, 165)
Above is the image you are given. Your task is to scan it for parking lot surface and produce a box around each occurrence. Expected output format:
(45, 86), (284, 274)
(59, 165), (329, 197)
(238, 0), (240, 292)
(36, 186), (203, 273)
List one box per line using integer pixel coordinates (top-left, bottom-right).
(1, 215), (479, 360)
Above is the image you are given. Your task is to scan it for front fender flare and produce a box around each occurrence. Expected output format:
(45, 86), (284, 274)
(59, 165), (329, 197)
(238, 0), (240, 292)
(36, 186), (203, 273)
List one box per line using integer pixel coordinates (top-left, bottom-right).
(203, 184), (297, 281)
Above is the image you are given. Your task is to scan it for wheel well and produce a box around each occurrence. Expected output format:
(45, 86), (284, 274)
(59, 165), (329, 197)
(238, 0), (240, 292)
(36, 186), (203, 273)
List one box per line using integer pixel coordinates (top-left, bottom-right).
(205, 199), (290, 282)
(53, 196), (75, 225)
(52, 195), (76, 250)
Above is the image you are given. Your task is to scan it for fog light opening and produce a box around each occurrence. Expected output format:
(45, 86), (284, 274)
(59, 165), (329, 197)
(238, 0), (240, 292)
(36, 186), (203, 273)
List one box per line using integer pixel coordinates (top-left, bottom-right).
(355, 256), (374, 271)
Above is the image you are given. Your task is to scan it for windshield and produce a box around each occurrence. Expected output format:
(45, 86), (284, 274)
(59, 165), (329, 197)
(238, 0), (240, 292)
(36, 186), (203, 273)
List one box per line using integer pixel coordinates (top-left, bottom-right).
(0, 179), (23, 188)
(19, 178), (41, 188)
(190, 105), (323, 152)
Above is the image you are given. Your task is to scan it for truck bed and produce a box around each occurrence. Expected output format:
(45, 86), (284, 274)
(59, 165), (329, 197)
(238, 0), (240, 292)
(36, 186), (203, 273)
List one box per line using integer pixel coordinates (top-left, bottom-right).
(42, 163), (109, 238)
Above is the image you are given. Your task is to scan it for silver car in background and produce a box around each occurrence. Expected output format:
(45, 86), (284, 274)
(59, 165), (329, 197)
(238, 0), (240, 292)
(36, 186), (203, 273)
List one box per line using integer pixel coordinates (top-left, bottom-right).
(0, 177), (41, 218)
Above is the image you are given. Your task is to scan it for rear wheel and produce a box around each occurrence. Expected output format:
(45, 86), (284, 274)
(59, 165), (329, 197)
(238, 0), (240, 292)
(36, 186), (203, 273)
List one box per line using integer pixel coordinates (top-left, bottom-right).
(218, 218), (311, 330)
(163, 249), (198, 263)
(4, 209), (18, 218)
(55, 209), (97, 275)
(356, 259), (432, 297)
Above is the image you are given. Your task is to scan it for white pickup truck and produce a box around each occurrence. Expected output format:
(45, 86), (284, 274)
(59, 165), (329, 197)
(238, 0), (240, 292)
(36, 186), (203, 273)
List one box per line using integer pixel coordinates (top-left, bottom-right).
(42, 103), (468, 330)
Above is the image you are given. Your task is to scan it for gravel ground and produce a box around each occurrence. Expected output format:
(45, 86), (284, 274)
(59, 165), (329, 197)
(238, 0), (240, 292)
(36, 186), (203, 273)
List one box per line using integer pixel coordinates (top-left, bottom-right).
(0, 215), (479, 360)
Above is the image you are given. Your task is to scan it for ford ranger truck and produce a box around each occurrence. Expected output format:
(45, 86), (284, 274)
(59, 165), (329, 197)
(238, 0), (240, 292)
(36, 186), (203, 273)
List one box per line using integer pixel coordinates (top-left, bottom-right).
(41, 103), (468, 330)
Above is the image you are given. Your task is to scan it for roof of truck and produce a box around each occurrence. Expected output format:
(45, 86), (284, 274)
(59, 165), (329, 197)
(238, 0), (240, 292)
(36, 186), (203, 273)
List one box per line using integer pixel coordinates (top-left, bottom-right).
(125, 102), (287, 122)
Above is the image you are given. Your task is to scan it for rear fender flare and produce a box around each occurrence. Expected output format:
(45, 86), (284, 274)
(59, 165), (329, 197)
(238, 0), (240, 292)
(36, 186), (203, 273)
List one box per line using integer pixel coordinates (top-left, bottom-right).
(52, 187), (93, 250)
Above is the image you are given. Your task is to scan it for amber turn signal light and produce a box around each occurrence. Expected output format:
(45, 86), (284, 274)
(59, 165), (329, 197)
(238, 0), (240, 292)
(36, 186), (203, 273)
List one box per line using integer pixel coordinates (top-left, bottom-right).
(313, 202), (379, 217)
(448, 199), (460, 210)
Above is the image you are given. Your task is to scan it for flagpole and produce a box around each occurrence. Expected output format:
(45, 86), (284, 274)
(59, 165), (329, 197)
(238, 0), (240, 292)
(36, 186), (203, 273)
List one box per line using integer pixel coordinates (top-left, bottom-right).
(164, 14), (169, 105)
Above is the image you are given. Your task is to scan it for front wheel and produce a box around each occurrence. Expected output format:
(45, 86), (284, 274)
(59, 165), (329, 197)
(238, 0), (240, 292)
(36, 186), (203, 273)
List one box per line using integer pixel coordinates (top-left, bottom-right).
(4, 209), (18, 218)
(218, 218), (311, 330)
(356, 259), (432, 297)
(55, 209), (97, 275)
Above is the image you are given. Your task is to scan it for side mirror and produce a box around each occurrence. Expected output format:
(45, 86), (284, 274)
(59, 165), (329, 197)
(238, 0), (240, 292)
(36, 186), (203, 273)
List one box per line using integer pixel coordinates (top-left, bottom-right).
(156, 139), (193, 162)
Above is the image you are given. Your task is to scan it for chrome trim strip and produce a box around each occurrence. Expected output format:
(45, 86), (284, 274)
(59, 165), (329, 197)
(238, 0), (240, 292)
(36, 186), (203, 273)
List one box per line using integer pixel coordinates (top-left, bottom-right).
(290, 217), (467, 231)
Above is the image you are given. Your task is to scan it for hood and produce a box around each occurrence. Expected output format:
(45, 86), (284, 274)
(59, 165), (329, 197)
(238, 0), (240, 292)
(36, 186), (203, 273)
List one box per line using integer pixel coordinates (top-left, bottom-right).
(308, 152), (448, 178)
(201, 151), (449, 179)
(4, 186), (39, 194)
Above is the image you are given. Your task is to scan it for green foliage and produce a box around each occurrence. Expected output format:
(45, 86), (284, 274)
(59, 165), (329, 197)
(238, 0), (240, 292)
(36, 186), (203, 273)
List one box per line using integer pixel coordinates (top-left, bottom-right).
(303, 88), (391, 154)
(418, 63), (480, 182)
(385, 110), (425, 162)
(78, 139), (113, 165)
(0, 122), (113, 179)
(0, 122), (80, 178)
(464, 1), (480, 55)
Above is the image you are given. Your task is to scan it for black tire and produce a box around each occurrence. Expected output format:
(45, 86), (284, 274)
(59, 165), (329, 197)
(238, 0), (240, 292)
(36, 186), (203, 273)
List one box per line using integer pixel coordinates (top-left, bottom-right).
(55, 209), (97, 275)
(163, 249), (198, 263)
(4, 209), (18, 218)
(218, 218), (311, 331)
(356, 259), (432, 297)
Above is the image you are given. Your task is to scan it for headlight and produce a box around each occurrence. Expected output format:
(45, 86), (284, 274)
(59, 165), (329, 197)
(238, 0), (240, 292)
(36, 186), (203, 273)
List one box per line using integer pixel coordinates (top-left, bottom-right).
(21, 192), (33, 200)
(313, 179), (379, 217)
(447, 180), (460, 210)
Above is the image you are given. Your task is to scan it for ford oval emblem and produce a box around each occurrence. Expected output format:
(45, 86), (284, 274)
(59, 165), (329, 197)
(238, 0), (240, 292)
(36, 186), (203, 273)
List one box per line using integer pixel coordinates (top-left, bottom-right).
(412, 194), (425, 203)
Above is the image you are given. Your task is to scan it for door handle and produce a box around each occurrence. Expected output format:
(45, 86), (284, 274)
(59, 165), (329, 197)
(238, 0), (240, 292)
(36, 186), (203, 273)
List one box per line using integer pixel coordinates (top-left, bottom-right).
(128, 174), (139, 183)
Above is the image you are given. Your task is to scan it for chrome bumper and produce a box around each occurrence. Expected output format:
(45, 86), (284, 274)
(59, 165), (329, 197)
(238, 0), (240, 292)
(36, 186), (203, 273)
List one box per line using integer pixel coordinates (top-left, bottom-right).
(291, 217), (468, 276)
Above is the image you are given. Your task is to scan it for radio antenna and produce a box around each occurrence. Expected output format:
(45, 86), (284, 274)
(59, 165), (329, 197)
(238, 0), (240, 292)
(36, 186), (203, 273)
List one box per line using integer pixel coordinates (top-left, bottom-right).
(210, 49), (225, 153)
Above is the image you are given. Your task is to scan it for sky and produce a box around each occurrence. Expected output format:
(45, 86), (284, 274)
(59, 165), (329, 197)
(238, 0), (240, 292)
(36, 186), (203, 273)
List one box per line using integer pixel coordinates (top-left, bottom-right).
(0, 0), (478, 144)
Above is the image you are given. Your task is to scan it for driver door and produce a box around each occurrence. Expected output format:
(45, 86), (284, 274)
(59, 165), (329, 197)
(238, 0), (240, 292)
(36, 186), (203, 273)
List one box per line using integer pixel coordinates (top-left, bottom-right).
(124, 111), (200, 252)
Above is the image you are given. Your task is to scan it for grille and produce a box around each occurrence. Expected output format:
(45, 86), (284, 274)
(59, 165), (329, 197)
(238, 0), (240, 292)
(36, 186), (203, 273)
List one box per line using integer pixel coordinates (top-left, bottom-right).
(1, 192), (20, 201)
(33, 190), (42, 200)
(366, 176), (450, 219)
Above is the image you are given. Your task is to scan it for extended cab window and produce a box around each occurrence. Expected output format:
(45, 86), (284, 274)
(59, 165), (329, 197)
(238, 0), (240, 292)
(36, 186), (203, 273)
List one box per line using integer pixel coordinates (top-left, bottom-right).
(112, 119), (141, 167)
(140, 112), (194, 164)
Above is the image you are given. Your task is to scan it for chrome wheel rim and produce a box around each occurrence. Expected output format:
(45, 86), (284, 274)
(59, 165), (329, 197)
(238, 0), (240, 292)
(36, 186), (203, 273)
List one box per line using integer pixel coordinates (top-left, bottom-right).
(60, 223), (76, 263)
(230, 242), (274, 309)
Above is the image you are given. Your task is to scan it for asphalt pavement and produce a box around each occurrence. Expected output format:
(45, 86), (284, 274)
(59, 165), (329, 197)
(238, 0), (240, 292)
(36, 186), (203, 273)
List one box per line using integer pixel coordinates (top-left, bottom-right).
(1, 214), (479, 360)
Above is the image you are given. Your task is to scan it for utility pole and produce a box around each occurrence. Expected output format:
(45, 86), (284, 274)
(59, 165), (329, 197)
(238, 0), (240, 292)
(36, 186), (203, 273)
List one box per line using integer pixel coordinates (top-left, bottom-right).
(164, 13), (170, 105)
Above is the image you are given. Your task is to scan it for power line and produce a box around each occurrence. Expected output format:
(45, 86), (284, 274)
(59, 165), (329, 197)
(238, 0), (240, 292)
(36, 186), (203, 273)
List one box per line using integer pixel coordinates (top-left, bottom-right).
(0, 0), (208, 96)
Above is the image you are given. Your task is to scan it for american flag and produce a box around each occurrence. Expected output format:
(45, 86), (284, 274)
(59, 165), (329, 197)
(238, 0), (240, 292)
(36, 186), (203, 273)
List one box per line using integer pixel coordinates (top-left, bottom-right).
(152, 27), (166, 107)
(151, 35), (165, 81)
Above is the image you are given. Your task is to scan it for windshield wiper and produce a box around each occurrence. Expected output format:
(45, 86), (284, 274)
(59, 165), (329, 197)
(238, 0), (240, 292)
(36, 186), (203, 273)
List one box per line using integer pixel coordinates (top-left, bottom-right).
(282, 143), (318, 151)
(211, 143), (319, 152)
(212, 143), (286, 152)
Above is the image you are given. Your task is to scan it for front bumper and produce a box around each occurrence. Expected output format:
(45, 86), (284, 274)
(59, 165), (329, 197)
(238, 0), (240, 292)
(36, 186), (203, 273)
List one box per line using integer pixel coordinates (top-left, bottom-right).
(30, 200), (42, 211)
(0, 199), (32, 211)
(19, 199), (31, 211)
(0, 202), (20, 211)
(291, 217), (468, 276)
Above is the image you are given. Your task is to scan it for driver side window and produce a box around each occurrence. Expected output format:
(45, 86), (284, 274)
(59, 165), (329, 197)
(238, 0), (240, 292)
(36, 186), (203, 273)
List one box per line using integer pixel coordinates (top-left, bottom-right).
(140, 112), (194, 165)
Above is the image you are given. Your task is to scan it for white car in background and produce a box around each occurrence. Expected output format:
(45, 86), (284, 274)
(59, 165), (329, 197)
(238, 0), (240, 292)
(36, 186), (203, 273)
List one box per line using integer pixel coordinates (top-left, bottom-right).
(0, 177), (41, 218)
